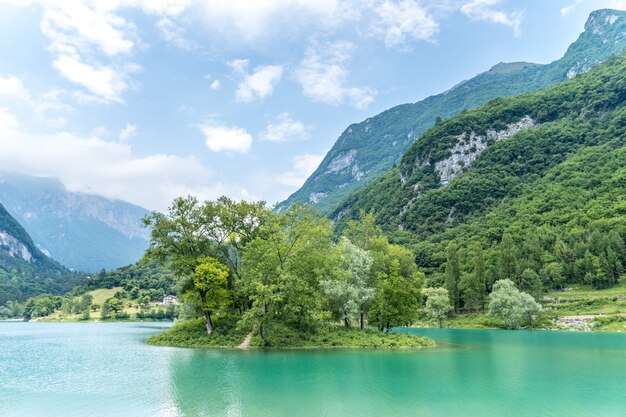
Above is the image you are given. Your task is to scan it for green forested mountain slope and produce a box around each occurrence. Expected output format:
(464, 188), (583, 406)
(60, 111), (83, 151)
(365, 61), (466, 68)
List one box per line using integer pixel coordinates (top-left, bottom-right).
(0, 173), (150, 272)
(0, 203), (79, 303)
(330, 52), (626, 295)
(280, 9), (626, 214)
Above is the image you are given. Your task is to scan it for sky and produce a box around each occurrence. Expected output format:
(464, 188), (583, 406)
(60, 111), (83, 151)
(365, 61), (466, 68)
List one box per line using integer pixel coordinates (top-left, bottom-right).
(0, 0), (625, 211)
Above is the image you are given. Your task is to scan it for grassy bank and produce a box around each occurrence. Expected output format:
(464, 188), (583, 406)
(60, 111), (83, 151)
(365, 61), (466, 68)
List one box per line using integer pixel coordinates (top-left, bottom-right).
(146, 317), (435, 350)
(411, 285), (626, 332)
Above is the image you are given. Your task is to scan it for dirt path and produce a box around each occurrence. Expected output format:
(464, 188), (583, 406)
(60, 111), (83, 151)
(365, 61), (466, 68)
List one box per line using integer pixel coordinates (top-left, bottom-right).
(237, 331), (253, 350)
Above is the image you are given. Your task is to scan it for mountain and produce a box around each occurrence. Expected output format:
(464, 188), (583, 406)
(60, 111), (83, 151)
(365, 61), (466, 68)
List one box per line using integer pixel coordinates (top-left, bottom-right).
(0, 202), (78, 303)
(329, 47), (626, 291)
(280, 9), (626, 214)
(0, 173), (150, 272)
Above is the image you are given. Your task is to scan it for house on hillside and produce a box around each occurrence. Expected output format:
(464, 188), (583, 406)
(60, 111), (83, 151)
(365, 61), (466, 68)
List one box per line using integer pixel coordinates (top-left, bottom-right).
(162, 295), (178, 305)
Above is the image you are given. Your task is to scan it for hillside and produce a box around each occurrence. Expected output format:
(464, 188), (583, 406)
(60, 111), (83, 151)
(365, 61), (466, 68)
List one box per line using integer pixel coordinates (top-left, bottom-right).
(330, 49), (626, 303)
(280, 9), (626, 214)
(0, 203), (79, 303)
(0, 172), (150, 272)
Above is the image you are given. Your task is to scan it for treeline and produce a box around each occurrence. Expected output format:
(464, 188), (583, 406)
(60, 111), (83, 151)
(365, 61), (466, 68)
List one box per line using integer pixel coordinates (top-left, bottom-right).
(72, 260), (177, 301)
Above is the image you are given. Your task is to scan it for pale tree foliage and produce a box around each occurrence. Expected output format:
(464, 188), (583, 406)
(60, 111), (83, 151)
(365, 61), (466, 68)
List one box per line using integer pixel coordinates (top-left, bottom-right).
(321, 238), (374, 329)
(424, 287), (452, 328)
(488, 279), (541, 329)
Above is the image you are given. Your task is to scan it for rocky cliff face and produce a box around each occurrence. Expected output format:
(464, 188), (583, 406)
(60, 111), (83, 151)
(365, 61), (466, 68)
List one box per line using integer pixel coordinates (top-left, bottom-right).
(0, 230), (33, 262)
(428, 116), (537, 186)
(279, 9), (626, 215)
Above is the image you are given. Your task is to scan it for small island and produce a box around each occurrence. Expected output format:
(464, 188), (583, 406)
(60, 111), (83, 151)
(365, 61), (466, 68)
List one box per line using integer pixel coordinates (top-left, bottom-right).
(141, 197), (436, 350)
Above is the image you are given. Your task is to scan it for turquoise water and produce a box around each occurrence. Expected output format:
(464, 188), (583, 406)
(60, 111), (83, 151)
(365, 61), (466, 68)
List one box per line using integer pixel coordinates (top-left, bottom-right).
(1, 323), (625, 416)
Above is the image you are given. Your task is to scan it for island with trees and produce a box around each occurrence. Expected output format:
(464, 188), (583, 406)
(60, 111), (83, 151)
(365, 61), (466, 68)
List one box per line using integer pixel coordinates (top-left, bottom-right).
(143, 197), (435, 349)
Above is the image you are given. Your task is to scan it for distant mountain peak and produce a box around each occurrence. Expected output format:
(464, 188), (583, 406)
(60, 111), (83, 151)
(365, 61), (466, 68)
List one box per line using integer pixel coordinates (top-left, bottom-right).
(584, 9), (625, 34)
(487, 62), (537, 74)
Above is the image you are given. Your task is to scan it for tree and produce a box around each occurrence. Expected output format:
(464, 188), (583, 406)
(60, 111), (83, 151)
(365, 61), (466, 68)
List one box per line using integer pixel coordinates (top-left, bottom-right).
(321, 238), (374, 329)
(462, 243), (486, 311)
(519, 268), (542, 299)
(143, 196), (268, 330)
(370, 261), (422, 332)
(192, 257), (230, 335)
(499, 233), (518, 282)
(488, 279), (541, 329)
(424, 287), (452, 328)
(101, 297), (125, 319)
(519, 292), (541, 326)
(241, 204), (334, 341)
(445, 242), (461, 312)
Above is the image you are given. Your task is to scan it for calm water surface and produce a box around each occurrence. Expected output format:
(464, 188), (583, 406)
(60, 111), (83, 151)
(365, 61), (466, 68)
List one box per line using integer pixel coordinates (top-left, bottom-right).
(1, 322), (625, 417)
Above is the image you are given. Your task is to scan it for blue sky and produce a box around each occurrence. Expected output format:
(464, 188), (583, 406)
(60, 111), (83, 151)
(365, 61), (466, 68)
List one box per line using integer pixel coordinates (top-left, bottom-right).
(0, 0), (624, 210)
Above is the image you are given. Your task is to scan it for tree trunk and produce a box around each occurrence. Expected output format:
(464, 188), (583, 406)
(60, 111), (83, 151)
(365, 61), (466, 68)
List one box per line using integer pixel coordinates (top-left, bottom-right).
(360, 311), (365, 330)
(205, 310), (213, 335)
(344, 316), (350, 328)
(259, 322), (266, 341)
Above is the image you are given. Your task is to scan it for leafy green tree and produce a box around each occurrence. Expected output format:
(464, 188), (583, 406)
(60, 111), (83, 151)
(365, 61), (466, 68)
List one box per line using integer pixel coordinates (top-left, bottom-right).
(424, 287), (452, 328)
(445, 242), (461, 312)
(101, 297), (125, 319)
(191, 257), (230, 335)
(519, 268), (542, 299)
(499, 234), (518, 283)
(462, 243), (486, 311)
(370, 261), (422, 332)
(519, 292), (542, 326)
(241, 204), (334, 341)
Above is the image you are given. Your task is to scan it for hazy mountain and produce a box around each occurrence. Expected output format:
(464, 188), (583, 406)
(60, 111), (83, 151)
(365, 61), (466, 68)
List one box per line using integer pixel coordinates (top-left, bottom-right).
(0, 173), (150, 272)
(280, 9), (626, 214)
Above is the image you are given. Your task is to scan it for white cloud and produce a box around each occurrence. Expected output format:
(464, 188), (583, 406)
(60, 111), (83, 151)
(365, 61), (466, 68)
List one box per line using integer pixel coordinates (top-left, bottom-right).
(461, 0), (523, 36)
(119, 123), (137, 141)
(200, 123), (253, 153)
(0, 73), (73, 125)
(228, 60), (284, 103)
(155, 17), (197, 50)
(0, 108), (20, 136)
(209, 79), (221, 90)
(295, 40), (376, 109)
(0, 120), (251, 211)
(561, 0), (583, 16)
(6, 1), (192, 103)
(52, 53), (137, 103)
(276, 153), (323, 187)
(372, 0), (439, 47)
(0, 75), (29, 99)
(196, 0), (358, 43)
(262, 113), (310, 142)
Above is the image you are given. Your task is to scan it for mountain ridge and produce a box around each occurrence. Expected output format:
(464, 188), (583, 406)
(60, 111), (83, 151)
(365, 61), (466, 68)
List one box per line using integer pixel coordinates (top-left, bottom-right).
(280, 8), (626, 214)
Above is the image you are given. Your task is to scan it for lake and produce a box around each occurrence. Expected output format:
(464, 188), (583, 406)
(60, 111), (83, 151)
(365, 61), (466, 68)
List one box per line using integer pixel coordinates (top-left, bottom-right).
(0, 322), (625, 417)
